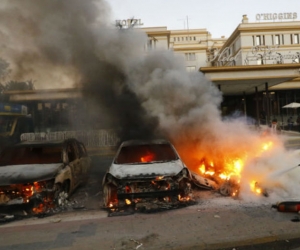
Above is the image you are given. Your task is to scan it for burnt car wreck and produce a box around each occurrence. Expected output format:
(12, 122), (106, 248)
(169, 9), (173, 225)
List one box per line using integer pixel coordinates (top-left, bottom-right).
(0, 138), (91, 215)
(102, 139), (195, 214)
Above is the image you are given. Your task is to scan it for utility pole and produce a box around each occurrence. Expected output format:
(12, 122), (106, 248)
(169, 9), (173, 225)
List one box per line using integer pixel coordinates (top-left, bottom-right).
(186, 16), (189, 32)
(178, 16), (190, 31)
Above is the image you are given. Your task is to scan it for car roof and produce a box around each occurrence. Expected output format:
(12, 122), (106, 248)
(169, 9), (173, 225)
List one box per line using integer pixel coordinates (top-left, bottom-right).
(12, 139), (79, 147)
(120, 139), (172, 147)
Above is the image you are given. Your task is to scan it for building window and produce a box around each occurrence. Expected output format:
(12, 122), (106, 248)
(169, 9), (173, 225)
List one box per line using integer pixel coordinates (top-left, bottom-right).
(291, 34), (299, 44)
(256, 35), (261, 45)
(185, 53), (196, 61)
(253, 35), (265, 45)
(147, 39), (156, 49)
(275, 35), (280, 45)
(182, 37), (184, 41)
(186, 66), (196, 72)
(174, 37), (176, 42)
(190, 36), (192, 41)
(194, 37), (196, 41)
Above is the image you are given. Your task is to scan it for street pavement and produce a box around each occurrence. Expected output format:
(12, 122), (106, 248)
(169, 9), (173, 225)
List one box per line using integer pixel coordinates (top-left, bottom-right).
(1, 130), (300, 250)
(1, 191), (300, 250)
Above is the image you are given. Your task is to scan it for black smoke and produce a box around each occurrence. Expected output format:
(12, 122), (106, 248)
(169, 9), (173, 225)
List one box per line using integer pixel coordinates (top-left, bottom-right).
(0, 0), (160, 141)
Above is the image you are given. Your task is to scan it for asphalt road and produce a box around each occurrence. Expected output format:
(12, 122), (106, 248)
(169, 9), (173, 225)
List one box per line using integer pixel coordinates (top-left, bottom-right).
(1, 189), (300, 250)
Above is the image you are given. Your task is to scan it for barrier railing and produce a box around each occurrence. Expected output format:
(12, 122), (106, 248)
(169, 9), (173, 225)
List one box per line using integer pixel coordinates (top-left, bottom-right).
(20, 130), (120, 147)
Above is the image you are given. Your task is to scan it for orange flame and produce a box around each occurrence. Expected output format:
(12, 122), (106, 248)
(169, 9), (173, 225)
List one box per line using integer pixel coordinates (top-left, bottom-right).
(192, 138), (276, 196)
(141, 151), (155, 162)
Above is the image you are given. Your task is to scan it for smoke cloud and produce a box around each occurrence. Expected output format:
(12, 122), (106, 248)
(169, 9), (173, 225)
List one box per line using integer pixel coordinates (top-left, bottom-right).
(0, 0), (299, 202)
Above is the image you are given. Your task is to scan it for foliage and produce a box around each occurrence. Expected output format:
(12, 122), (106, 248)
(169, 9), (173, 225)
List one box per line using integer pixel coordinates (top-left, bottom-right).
(3, 80), (35, 91)
(0, 58), (9, 79)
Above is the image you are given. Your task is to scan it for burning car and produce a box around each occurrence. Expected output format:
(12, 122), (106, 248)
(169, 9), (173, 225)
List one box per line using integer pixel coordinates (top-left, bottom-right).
(102, 139), (194, 211)
(0, 138), (91, 213)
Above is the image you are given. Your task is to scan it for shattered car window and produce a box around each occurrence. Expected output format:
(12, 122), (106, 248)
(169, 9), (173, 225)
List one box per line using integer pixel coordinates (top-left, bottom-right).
(0, 145), (63, 166)
(115, 143), (179, 164)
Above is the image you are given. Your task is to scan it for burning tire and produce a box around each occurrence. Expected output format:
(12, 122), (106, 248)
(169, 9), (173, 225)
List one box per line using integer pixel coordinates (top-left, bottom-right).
(219, 180), (239, 197)
(103, 184), (118, 208)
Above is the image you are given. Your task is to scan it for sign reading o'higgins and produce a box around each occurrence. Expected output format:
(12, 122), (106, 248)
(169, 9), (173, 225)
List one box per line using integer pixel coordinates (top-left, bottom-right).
(256, 12), (297, 21)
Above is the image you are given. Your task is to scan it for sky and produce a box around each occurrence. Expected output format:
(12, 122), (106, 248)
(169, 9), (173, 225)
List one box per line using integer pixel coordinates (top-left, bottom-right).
(108, 0), (300, 38)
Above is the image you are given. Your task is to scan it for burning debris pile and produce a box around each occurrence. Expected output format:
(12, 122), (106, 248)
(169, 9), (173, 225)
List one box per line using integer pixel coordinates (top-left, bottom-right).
(188, 136), (279, 198)
(0, 182), (86, 220)
(189, 135), (300, 202)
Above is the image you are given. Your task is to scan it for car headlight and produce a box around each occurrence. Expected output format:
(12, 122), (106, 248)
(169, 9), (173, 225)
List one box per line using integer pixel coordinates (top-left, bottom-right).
(33, 179), (55, 193)
(104, 173), (119, 185)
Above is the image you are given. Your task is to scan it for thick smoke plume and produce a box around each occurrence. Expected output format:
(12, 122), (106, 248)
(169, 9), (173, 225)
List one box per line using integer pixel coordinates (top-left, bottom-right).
(0, 0), (299, 202)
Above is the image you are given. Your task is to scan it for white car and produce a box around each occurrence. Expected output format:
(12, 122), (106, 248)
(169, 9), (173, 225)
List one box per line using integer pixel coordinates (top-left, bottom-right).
(102, 139), (193, 211)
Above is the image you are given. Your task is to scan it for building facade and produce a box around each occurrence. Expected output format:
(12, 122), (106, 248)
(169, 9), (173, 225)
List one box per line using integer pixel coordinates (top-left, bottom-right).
(142, 14), (300, 127)
(3, 14), (300, 130)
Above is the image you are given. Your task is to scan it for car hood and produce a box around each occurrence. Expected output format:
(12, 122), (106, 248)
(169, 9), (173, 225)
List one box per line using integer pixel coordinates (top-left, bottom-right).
(0, 163), (63, 185)
(108, 160), (185, 179)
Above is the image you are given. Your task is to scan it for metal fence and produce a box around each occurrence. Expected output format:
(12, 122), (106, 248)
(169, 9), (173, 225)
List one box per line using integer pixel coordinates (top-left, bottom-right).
(20, 130), (120, 147)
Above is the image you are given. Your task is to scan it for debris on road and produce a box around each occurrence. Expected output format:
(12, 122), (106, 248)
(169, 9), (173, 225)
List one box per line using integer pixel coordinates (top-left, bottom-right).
(49, 218), (61, 223)
(272, 201), (300, 213)
(130, 239), (143, 249)
(0, 214), (15, 223)
(291, 216), (300, 222)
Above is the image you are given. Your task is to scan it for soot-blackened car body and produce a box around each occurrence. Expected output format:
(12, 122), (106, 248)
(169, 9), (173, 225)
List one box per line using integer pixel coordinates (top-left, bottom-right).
(102, 139), (193, 209)
(0, 139), (91, 209)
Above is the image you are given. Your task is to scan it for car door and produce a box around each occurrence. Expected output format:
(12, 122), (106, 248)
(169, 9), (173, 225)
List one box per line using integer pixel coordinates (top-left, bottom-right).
(66, 140), (82, 188)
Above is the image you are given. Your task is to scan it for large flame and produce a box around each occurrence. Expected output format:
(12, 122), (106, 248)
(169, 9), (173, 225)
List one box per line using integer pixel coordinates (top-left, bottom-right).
(176, 129), (280, 197)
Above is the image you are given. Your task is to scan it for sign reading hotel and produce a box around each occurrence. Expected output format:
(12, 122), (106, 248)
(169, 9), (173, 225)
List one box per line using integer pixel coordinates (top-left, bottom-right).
(115, 19), (144, 27)
(256, 12), (297, 21)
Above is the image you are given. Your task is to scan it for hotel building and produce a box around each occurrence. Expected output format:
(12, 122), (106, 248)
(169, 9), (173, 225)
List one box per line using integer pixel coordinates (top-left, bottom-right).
(4, 14), (300, 129)
(142, 13), (300, 126)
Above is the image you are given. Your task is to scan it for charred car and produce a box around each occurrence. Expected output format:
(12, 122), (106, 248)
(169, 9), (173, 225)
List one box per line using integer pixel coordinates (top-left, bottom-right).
(102, 139), (193, 211)
(0, 138), (91, 212)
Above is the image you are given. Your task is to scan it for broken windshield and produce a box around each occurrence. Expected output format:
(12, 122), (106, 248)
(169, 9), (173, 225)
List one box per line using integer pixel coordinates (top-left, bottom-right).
(115, 143), (179, 164)
(0, 145), (63, 166)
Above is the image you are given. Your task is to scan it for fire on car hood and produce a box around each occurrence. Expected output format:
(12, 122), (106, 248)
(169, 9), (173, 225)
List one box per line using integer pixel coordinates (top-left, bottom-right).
(0, 163), (62, 185)
(108, 160), (185, 179)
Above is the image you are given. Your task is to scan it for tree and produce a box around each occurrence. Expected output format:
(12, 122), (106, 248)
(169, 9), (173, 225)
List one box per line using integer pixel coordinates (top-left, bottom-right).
(4, 80), (35, 91)
(0, 58), (9, 79)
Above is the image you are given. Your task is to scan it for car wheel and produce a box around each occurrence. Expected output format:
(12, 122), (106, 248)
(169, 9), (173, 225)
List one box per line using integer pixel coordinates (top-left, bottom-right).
(54, 182), (69, 208)
(103, 184), (117, 208)
(219, 180), (239, 196)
